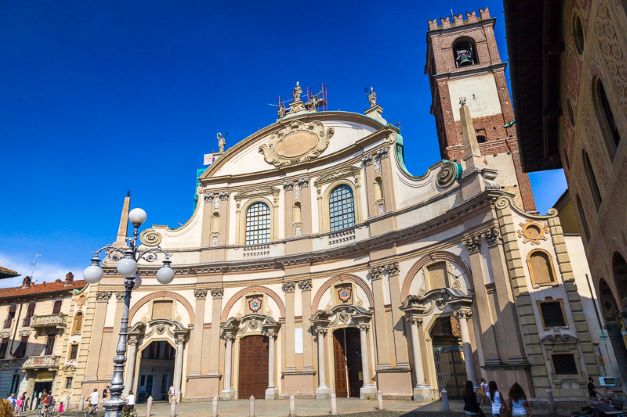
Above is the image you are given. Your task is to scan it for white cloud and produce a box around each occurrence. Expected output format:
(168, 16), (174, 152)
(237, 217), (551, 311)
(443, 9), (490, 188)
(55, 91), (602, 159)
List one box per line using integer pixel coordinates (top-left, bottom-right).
(0, 252), (82, 289)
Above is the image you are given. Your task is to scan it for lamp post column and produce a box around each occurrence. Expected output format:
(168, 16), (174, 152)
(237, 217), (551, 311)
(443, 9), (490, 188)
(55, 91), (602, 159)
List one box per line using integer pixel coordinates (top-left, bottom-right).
(104, 274), (134, 417)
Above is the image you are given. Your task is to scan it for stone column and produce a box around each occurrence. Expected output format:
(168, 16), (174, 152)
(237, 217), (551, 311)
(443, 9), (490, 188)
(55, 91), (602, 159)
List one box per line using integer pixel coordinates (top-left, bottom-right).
(315, 329), (330, 399)
(282, 282), (296, 371)
(358, 324), (376, 399)
(190, 289), (207, 376)
(456, 310), (477, 385)
(221, 334), (235, 399)
(173, 334), (186, 402)
(408, 317), (431, 401)
(123, 337), (139, 396)
(84, 291), (111, 380)
(299, 280), (314, 371)
(265, 329), (279, 399)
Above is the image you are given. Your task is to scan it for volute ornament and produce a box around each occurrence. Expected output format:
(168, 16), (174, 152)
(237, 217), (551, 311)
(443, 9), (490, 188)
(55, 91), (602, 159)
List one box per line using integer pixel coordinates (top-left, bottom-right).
(259, 120), (334, 167)
(437, 160), (461, 188)
(140, 229), (162, 247)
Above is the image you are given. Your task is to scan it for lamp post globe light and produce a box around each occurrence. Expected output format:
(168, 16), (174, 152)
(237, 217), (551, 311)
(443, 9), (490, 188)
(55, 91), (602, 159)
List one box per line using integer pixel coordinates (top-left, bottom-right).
(83, 207), (174, 417)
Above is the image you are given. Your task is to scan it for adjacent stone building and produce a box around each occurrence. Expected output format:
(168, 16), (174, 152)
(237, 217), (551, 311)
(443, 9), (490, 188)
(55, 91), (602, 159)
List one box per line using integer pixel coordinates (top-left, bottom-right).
(504, 0), (627, 385)
(58, 8), (614, 406)
(0, 273), (87, 409)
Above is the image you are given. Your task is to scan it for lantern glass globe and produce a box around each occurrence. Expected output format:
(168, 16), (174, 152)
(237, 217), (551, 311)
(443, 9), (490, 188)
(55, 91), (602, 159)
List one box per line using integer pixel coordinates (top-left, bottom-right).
(156, 265), (175, 284)
(83, 265), (104, 283)
(117, 258), (137, 276)
(128, 208), (147, 227)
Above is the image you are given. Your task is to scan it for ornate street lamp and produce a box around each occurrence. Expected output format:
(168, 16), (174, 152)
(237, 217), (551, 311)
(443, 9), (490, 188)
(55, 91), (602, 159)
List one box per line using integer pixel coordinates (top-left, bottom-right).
(83, 208), (175, 417)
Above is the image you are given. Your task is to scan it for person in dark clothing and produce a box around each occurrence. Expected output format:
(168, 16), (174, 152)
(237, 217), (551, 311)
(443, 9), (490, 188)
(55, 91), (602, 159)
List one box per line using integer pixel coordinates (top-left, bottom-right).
(587, 377), (598, 399)
(463, 380), (482, 416)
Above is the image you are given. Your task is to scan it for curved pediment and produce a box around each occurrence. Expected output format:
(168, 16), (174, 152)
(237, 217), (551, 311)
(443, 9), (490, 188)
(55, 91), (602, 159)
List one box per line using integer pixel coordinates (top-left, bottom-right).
(200, 112), (388, 181)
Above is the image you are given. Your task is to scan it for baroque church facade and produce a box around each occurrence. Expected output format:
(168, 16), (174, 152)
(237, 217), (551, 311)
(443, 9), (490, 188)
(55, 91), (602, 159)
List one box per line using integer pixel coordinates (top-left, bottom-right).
(66, 9), (612, 405)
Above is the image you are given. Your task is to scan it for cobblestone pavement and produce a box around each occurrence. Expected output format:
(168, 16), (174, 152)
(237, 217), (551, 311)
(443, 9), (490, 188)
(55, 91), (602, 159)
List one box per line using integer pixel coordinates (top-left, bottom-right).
(133, 398), (466, 417)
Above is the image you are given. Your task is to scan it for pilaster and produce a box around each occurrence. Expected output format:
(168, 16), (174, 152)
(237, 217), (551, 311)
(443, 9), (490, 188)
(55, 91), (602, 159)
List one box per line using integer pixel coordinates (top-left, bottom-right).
(84, 291), (111, 381)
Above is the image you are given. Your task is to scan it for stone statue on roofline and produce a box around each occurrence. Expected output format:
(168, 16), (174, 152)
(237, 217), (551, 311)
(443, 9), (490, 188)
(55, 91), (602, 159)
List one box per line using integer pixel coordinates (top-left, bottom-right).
(217, 132), (226, 153)
(368, 86), (377, 107)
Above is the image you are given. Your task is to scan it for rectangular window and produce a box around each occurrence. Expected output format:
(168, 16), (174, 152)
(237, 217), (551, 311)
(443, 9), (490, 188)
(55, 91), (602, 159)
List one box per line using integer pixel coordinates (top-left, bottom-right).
(13, 336), (28, 358)
(552, 354), (578, 375)
(65, 377), (73, 389)
(69, 344), (79, 360)
(45, 335), (56, 355)
(23, 302), (36, 327)
(4, 305), (17, 328)
(0, 338), (8, 359)
(52, 300), (62, 314)
(540, 301), (567, 328)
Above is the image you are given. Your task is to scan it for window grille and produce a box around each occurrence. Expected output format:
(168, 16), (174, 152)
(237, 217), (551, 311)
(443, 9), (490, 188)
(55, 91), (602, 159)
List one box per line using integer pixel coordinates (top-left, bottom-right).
(329, 185), (355, 232)
(245, 202), (271, 245)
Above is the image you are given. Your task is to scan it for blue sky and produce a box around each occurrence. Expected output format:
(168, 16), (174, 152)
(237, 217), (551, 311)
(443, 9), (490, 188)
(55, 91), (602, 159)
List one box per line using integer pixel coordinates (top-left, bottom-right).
(0, 0), (566, 286)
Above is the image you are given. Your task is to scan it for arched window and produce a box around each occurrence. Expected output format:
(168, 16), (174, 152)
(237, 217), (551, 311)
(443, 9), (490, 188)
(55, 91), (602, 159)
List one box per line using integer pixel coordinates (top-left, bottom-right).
(245, 202), (271, 245)
(575, 194), (590, 240)
(527, 250), (557, 286)
(453, 38), (478, 67)
(582, 151), (602, 209)
(593, 77), (621, 158)
(612, 252), (626, 304)
(72, 312), (83, 334)
(329, 184), (355, 232)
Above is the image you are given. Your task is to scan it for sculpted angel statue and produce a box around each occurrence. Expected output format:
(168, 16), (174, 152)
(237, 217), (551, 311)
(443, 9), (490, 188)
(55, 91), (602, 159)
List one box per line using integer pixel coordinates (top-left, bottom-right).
(217, 132), (226, 152)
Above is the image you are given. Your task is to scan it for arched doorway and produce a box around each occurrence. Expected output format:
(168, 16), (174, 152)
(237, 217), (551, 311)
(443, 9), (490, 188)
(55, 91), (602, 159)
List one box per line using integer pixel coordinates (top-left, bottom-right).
(136, 341), (175, 402)
(430, 316), (467, 398)
(599, 278), (627, 382)
(332, 328), (363, 398)
(238, 335), (269, 399)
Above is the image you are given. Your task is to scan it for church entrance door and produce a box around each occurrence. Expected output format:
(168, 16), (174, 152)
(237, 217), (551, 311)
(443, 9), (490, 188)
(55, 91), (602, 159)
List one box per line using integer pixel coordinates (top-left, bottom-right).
(332, 328), (362, 398)
(238, 335), (268, 399)
(431, 316), (467, 398)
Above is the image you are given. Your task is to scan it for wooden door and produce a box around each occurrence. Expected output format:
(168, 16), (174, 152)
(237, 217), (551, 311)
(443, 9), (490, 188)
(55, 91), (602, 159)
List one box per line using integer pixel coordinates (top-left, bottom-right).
(238, 335), (269, 399)
(344, 328), (363, 398)
(333, 330), (349, 397)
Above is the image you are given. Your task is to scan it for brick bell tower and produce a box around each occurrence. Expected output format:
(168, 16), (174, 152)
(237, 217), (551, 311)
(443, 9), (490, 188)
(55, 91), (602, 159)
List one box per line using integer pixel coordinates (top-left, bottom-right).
(426, 8), (535, 211)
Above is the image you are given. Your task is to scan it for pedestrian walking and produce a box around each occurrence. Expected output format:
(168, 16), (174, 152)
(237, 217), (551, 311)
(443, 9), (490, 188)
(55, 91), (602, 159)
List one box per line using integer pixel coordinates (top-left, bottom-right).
(168, 386), (175, 404)
(587, 377), (599, 400)
(487, 381), (506, 417)
(7, 394), (16, 409)
(478, 378), (488, 406)
(58, 401), (64, 414)
(508, 383), (531, 416)
(16, 393), (25, 414)
(463, 380), (484, 416)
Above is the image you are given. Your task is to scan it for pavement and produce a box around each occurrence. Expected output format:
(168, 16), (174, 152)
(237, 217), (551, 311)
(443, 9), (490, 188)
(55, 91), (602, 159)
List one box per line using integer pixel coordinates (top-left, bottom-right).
(135, 398), (466, 417)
